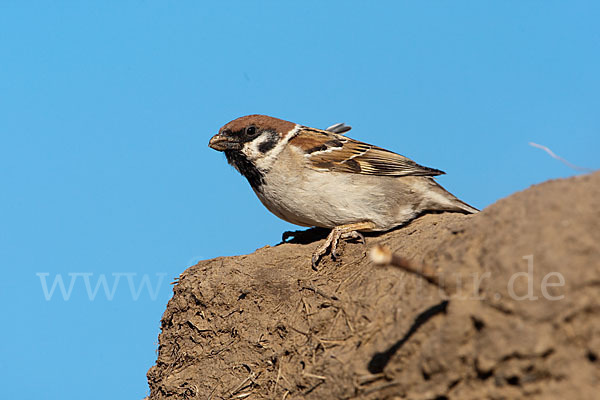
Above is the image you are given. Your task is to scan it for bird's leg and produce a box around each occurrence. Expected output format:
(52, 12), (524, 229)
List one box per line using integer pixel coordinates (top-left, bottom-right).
(312, 222), (375, 268)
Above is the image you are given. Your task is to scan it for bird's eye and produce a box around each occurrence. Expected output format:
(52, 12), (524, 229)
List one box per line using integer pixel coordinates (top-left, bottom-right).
(245, 126), (257, 137)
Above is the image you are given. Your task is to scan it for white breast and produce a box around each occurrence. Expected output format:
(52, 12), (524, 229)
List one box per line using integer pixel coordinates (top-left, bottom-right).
(252, 145), (415, 230)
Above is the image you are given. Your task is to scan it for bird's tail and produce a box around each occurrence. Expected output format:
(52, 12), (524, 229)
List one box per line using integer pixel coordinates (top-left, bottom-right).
(426, 178), (479, 214)
(449, 197), (479, 214)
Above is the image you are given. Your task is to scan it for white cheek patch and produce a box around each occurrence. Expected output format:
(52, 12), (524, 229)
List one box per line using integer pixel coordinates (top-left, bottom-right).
(242, 138), (263, 161)
(243, 132), (278, 160)
(243, 125), (300, 171)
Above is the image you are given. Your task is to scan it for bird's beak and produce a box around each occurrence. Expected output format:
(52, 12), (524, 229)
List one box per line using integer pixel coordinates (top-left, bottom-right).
(208, 133), (242, 151)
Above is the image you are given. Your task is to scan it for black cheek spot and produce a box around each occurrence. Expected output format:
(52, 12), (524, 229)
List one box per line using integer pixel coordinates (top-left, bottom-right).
(258, 136), (279, 153)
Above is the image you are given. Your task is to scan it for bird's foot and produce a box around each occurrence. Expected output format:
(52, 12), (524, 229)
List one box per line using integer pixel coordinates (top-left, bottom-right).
(311, 222), (374, 269)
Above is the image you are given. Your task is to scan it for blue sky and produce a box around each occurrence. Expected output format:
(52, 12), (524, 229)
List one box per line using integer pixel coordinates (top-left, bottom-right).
(1, 2), (598, 399)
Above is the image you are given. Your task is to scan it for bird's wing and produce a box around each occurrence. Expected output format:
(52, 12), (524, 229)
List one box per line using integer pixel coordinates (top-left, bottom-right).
(290, 128), (445, 177)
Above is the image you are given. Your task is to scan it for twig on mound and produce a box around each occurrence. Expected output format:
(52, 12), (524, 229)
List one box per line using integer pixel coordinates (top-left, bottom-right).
(370, 245), (447, 293)
(271, 361), (282, 395)
(229, 371), (259, 398)
(357, 372), (387, 386)
(287, 324), (310, 337)
(299, 281), (339, 301)
(302, 371), (327, 380)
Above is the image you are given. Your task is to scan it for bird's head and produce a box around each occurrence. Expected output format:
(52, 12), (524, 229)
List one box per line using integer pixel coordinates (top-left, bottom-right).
(209, 115), (298, 187)
(210, 114), (296, 155)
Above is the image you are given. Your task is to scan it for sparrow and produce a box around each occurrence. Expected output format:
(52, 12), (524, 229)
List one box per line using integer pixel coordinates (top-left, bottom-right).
(209, 115), (478, 267)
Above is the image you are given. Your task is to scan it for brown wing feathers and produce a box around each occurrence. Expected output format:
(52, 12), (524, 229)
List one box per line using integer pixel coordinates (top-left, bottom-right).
(290, 128), (444, 177)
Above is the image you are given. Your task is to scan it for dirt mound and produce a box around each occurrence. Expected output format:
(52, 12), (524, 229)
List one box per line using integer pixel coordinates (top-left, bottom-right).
(147, 172), (600, 399)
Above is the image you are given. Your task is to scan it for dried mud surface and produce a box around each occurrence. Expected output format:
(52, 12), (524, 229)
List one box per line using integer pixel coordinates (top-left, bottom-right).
(147, 172), (600, 399)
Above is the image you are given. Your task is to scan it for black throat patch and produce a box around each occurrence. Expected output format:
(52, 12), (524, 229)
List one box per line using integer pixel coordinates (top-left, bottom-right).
(224, 150), (265, 190)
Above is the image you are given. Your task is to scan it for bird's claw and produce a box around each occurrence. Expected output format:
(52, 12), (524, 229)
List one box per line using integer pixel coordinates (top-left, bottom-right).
(331, 248), (341, 260)
(311, 253), (321, 270)
(343, 230), (365, 244)
(311, 228), (367, 268)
